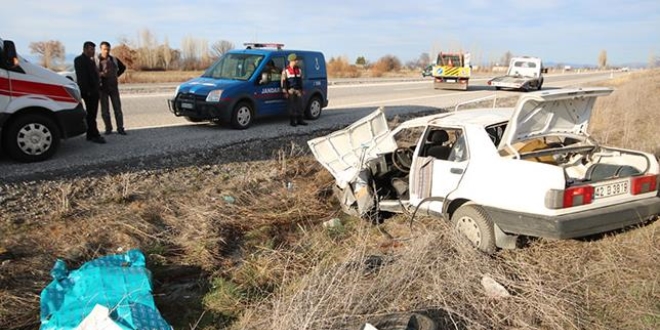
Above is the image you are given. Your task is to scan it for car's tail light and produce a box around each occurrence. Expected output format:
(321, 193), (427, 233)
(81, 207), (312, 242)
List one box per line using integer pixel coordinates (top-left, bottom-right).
(631, 174), (658, 195)
(563, 186), (594, 208)
(546, 185), (594, 209)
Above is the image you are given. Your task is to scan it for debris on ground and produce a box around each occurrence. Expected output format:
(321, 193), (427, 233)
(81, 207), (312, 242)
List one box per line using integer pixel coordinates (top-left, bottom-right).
(39, 249), (171, 330)
(481, 274), (511, 299)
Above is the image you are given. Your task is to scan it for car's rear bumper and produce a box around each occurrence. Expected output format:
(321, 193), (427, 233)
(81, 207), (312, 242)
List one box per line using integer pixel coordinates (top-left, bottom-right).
(485, 196), (660, 239)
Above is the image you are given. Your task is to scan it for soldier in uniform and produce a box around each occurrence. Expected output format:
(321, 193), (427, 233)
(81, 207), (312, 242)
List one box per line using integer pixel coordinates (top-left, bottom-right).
(281, 53), (307, 127)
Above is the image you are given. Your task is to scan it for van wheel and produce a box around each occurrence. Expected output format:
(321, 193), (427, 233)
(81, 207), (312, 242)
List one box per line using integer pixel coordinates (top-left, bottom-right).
(305, 96), (322, 120)
(3, 114), (61, 163)
(231, 102), (253, 129)
(451, 205), (496, 254)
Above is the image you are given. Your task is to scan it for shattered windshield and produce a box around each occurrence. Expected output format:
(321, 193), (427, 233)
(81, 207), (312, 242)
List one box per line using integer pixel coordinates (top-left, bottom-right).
(202, 53), (265, 81)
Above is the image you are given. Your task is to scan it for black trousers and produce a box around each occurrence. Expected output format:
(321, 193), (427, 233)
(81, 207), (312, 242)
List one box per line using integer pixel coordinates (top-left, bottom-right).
(287, 89), (303, 117)
(82, 93), (101, 138)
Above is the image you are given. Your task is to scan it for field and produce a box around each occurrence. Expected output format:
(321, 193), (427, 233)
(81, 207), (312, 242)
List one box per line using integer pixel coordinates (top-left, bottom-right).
(1, 70), (659, 330)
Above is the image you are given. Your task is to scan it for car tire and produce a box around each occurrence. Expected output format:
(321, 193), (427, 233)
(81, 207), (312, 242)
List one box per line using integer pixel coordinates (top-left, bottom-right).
(231, 102), (253, 129)
(451, 205), (496, 254)
(495, 86), (502, 90)
(2, 114), (61, 163)
(304, 95), (322, 120)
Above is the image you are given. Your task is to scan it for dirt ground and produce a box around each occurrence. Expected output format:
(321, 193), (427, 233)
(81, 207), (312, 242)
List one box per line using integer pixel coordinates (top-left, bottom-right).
(1, 70), (659, 330)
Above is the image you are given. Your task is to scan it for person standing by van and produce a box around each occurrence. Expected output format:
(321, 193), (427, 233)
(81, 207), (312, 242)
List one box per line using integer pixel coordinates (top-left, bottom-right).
(281, 53), (307, 127)
(75, 41), (105, 144)
(98, 41), (127, 135)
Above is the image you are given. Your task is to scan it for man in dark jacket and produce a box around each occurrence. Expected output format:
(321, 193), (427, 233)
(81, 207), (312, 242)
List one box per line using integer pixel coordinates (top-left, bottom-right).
(74, 41), (105, 143)
(98, 41), (127, 135)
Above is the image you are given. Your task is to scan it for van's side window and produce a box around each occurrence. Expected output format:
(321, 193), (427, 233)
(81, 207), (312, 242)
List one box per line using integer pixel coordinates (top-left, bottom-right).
(263, 56), (285, 82)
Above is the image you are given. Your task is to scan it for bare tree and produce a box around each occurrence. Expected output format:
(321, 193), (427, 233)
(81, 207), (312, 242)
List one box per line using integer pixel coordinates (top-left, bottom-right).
(211, 40), (234, 59)
(161, 37), (172, 70)
(181, 35), (198, 70)
(418, 52), (431, 66)
(648, 52), (657, 68)
(112, 43), (136, 70)
(136, 28), (159, 69)
(598, 50), (608, 69)
(500, 51), (513, 66)
(29, 40), (65, 69)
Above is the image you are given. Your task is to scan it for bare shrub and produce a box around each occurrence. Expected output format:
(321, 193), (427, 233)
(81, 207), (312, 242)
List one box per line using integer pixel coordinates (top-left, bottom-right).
(327, 56), (360, 78)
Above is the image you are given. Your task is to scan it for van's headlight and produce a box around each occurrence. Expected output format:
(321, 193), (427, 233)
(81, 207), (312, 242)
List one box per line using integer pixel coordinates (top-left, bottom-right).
(206, 90), (224, 102)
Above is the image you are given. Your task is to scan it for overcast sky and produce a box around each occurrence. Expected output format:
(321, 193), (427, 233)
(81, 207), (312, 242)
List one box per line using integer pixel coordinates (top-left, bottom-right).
(4, 0), (659, 66)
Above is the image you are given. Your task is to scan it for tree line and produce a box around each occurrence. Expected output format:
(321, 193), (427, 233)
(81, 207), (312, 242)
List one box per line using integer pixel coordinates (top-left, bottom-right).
(28, 29), (235, 71)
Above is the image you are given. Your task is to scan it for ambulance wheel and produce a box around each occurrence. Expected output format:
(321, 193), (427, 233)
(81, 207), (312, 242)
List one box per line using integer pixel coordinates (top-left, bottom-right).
(305, 95), (322, 120)
(451, 205), (496, 254)
(3, 114), (61, 163)
(231, 102), (253, 129)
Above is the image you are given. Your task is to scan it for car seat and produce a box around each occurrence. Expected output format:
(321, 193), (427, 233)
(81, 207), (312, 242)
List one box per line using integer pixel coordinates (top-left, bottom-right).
(426, 130), (452, 160)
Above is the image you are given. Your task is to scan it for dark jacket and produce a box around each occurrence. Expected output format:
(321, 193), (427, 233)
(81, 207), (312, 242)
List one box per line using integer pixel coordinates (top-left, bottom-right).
(98, 55), (126, 93)
(74, 54), (99, 97)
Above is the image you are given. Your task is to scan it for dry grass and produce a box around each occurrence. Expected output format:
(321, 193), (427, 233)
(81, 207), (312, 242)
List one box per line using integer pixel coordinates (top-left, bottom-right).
(1, 70), (660, 330)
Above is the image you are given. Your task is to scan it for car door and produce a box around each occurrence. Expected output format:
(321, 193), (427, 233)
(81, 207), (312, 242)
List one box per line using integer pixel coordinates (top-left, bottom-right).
(409, 126), (469, 214)
(255, 55), (286, 116)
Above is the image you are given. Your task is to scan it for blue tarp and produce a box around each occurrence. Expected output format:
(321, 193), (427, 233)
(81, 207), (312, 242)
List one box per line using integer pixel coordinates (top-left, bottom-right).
(40, 249), (171, 330)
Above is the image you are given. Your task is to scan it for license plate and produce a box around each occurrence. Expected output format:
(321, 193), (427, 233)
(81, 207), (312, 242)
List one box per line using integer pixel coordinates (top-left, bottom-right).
(446, 79), (456, 83)
(181, 102), (194, 109)
(594, 180), (629, 198)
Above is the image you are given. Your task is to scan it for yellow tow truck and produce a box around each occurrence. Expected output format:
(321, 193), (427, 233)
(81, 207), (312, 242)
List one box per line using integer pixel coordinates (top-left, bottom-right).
(432, 52), (471, 90)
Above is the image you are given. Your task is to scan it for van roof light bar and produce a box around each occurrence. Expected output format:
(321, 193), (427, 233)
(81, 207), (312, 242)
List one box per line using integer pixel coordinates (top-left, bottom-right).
(243, 43), (284, 50)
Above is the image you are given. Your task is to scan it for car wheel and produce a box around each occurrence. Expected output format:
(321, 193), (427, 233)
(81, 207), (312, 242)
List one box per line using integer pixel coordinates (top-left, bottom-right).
(495, 86), (502, 90)
(2, 114), (61, 163)
(305, 95), (322, 120)
(451, 205), (496, 254)
(183, 116), (204, 123)
(231, 102), (253, 129)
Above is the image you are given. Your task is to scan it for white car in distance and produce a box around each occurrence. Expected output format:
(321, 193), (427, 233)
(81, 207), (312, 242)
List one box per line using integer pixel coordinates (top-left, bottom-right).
(308, 87), (660, 253)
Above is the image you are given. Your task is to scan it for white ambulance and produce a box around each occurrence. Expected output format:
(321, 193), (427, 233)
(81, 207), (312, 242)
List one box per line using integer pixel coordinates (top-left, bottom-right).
(1, 38), (86, 163)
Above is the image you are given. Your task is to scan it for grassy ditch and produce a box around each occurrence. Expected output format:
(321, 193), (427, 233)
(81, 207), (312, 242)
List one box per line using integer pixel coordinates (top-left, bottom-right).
(1, 70), (659, 330)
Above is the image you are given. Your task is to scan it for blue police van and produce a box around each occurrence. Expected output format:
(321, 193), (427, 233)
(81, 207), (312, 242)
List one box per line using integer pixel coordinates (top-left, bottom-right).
(168, 43), (328, 129)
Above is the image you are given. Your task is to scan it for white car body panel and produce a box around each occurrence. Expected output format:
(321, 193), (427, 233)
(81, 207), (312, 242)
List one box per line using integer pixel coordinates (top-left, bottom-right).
(309, 87), (660, 242)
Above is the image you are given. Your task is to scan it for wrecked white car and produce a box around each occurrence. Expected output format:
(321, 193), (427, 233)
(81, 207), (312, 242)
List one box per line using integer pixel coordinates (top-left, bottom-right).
(308, 87), (660, 253)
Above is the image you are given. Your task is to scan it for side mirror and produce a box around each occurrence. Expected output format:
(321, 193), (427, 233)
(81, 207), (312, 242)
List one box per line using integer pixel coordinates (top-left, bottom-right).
(3, 40), (18, 67)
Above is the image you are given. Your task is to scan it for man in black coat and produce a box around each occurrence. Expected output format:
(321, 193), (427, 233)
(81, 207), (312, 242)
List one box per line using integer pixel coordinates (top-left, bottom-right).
(74, 41), (105, 143)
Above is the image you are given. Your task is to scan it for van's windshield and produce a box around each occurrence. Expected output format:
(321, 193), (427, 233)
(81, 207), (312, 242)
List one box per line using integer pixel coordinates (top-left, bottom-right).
(202, 53), (265, 81)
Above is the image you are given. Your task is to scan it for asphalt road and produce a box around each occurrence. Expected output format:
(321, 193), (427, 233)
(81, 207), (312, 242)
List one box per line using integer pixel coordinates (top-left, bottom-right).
(0, 72), (619, 182)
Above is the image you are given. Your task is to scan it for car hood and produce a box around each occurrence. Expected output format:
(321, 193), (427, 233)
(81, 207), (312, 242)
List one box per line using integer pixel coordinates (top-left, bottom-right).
(497, 87), (613, 153)
(18, 56), (78, 88)
(307, 107), (397, 187)
(177, 77), (240, 95)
